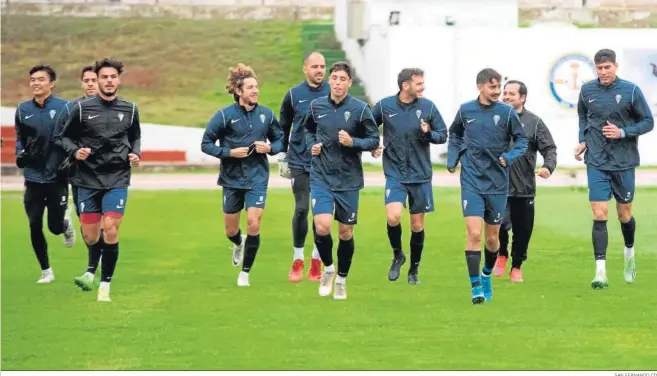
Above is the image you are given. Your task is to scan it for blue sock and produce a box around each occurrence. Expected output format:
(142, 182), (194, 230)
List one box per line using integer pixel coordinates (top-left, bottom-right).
(482, 266), (492, 276)
(470, 276), (481, 288)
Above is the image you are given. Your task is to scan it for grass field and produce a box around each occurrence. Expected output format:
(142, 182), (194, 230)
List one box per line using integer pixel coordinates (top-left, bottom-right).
(2, 187), (657, 370)
(0, 16), (312, 127)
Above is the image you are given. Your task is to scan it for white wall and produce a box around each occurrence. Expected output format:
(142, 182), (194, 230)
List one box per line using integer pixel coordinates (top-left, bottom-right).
(335, 0), (657, 167)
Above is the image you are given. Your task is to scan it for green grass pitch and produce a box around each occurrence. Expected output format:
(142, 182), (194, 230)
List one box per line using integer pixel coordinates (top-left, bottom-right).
(2, 187), (656, 370)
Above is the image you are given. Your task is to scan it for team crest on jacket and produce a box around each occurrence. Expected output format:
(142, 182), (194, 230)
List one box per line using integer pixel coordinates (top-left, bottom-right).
(118, 113), (124, 121)
(49, 110), (56, 119)
(344, 111), (351, 121)
(493, 114), (500, 125)
(416, 109), (422, 119)
(616, 94), (622, 104)
(260, 114), (265, 123)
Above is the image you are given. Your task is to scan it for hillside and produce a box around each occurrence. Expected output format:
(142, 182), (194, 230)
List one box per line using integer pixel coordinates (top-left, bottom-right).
(0, 16), (315, 127)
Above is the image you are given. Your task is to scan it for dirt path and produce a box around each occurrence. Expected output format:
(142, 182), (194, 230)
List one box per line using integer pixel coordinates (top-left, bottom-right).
(2, 170), (656, 191)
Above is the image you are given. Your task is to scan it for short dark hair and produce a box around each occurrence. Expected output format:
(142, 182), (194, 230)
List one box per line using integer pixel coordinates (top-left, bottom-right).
(504, 80), (528, 103)
(94, 58), (124, 75)
(80, 65), (95, 80)
(594, 49), (616, 65)
(397, 68), (424, 90)
(29, 65), (56, 82)
(329, 61), (351, 79)
(476, 68), (502, 85)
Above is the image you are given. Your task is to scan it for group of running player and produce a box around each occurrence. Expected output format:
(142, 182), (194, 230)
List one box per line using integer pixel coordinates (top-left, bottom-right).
(14, 47), (653, 304)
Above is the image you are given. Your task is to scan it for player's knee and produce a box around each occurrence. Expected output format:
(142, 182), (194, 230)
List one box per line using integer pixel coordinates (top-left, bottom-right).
(410, 215), (424, 232)
(338, 225), (353, 240)
(293, 205), (309, 220)
(616, 206), (632, 223)
(314, 218), (331, 236)
(246, 216), (261, 235)
(294, 196), (310, 216)
(590, 203), (608, 221)
(47, 222), (64, 236)
(103, 225), (119, 243)
(466, 226), (482, 244)
(485, 235), (500, 252)
(386, 211), (401, 226)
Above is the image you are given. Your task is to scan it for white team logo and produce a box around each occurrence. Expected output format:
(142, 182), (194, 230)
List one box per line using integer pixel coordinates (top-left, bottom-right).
(348, 212), (356, 222)
(118, 113), (124, 121)
(416, 110), (422, 119)
(494, 213), (502, 223)
(616, 94), (622, 104)
(493, 115), (500, 125)
(291, 178), (295, 187)
(344, 111), (351, 121)
(223, 195), (226, 205)
(260, 114), (265, 123)
(80, 202), (85, 213)
(521, 123), (525, 128)
(385, 189), (390, 198)
(312, 198), (316, 208)
(463, 200), (468, 210)
(117, 199), (125, 209)
(49, 110), (57, 119)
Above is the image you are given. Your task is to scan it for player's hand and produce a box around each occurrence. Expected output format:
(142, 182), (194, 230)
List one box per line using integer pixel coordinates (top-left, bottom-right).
(536, 167), (551, 179)
(372, 145), (383, 158)
(311, 143), (322, 156)
(447, 168), (456, 174)
(338, 130), (353, 147)
(229, 147), (249, 158)
(420, 118), (430, 134)
(128, 153), (140, 167)
(75, 148), (91, 161)
(499, 156), (507, 167)
(254, 141), (271, 154)
(574, 142), (587, 161)
(602, 121), (622, 139)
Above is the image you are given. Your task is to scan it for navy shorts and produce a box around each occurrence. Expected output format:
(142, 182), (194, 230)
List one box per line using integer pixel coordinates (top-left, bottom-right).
(311, 184), (360, 225)
(385, 178), (434, 214)
(223, 187), (267, 214)
(77, 187), (128, 223)
(461, 189), (507, 225)
(587, 166), (635, 203)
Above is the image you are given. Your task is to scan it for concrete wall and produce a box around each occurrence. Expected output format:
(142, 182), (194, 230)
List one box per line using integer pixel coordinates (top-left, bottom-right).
(335, 0), (657, 167)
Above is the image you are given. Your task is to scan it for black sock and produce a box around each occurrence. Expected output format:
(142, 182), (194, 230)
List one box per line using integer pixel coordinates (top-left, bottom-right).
(387, 224), (402, 256)
(337, 237), (355, 277)
(30, 225), (50, 270)
(100, 241), (119, 283)
(87, 232), (104, 274)
(315, 233), (334, 266)
(482, 247), (498, 276)
(409, 230), (424, 273)
(242, 234), (260, 273)
(593, 220), (608, 261)
(228, 229), (242, 246)
(511, 258), (522, 270)
(620, 217), (636, 248)
(465, 250), (481, 287)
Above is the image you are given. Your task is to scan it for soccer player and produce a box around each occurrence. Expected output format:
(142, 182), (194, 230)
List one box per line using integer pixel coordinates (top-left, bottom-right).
(370, 68), (448, 284)
(496, 80), (557, 282)
(55, 58), (142, 302)
(279, 52), (330, 282)
(201, 63), (283, 287)
(55, 65), (103, 291)
(575, 49), (654, 288)
(447, 68), (528, 304)
(302, 61), (380, 300)
(15, 64), (76, 283)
